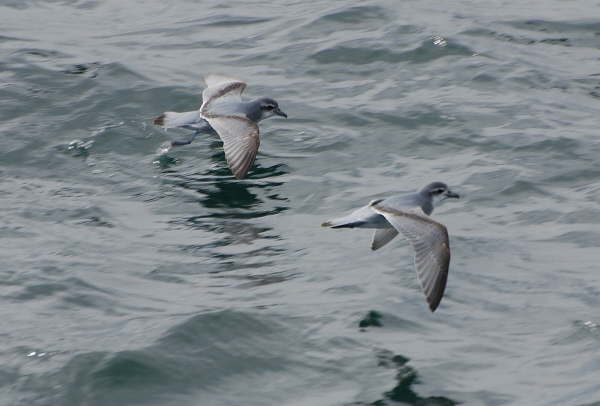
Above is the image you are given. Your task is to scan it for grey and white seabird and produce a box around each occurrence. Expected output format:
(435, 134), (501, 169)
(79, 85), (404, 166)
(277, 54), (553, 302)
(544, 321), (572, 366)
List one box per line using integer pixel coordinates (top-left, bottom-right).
(321, 182), (460, 312)
(153, 75), (287, 179)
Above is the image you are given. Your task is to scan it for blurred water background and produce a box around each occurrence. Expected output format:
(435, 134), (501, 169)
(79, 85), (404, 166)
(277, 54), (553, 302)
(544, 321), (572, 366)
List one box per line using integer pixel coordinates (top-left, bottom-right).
(2, 0), (600, 405)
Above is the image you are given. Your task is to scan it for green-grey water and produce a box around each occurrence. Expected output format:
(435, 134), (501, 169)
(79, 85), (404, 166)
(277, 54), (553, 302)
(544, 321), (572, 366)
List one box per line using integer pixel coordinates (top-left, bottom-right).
(2, 1), (600, 405)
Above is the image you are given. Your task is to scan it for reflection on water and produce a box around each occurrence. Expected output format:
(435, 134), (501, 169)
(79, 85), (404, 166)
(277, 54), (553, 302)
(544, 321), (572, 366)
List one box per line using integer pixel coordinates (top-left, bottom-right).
(375, 351), (458, 406)
(161, 147), (289, 219)
(166, 175), (288, 218)
(359, 310), (384, 329)
(344, 350), (459, 406)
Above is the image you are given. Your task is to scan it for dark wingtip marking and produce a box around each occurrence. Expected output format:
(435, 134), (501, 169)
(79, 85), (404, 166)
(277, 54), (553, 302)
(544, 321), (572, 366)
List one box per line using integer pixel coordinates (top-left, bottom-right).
(429, 297), (439, 312)
(427, 267), (448, 312)
(153, 114), (165, 126)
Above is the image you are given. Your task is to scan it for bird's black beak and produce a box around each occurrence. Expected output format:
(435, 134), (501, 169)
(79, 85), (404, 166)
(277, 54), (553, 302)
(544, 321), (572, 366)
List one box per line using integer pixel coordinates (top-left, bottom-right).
(445, 191), (460, 199)
(273, 107), (287, 118)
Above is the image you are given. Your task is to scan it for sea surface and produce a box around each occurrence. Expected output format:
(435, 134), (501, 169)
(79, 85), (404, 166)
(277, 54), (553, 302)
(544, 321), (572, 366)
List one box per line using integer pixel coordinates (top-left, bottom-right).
(2, 1), (600, 405)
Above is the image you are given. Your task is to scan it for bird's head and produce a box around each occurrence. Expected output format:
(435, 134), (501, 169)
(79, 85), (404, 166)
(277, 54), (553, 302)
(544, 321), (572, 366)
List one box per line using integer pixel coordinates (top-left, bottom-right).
(420, 182), (460, 206)
(256, 97), (287, 120)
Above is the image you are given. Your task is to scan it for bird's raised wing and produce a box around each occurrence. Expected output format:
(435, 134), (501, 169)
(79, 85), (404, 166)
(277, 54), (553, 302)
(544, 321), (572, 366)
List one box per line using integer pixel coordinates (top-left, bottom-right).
(371, 204), (450, 312)
(200, 75), (246, 116)
(203, 115), (259, 179)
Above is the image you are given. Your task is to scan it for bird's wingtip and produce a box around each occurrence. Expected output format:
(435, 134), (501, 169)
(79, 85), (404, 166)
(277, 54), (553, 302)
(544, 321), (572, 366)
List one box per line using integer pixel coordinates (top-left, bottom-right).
(321, 221), (332, 227)
(427, 296), (442, 312)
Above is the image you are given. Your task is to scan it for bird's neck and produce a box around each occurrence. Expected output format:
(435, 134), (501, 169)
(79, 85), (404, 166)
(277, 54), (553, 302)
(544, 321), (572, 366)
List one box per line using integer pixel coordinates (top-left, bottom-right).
(244, 100), (264, 122)
(418, 192), (434, 215)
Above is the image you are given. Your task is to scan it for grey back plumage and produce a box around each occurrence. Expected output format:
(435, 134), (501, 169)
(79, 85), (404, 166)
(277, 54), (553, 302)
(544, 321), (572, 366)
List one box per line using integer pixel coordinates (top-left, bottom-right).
(320, 190), (433, 230)
(243, 100), (264, 122)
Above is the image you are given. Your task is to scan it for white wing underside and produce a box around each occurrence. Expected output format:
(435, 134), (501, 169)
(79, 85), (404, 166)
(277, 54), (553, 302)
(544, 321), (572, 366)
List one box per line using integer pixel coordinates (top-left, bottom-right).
(371, 228), (399, 251)
(371, 204), (450, 312)
(199, 75), (258, 179)
(205, 116), (259, 180)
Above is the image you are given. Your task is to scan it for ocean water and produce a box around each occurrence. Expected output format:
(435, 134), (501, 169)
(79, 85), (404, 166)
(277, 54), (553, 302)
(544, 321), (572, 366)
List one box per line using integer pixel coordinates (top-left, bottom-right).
(1, 0), (600, 405)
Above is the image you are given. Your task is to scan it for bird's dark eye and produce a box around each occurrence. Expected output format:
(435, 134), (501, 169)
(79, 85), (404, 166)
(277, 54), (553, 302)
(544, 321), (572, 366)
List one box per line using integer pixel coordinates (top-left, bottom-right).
(433, 189), (445, 195)
(264, 105), (274, 110)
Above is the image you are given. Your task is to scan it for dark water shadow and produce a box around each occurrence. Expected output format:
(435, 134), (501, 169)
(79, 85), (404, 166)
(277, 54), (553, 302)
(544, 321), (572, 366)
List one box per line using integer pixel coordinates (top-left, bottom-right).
(157, 138), (290, 276)
(167, 175), (289, 219)
(362, 350), (459, 406)
(160, 139), (289, 219)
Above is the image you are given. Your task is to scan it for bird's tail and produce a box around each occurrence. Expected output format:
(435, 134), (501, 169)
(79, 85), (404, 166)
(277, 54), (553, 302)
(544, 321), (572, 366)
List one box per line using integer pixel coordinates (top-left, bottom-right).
(153, 111), (201, 129)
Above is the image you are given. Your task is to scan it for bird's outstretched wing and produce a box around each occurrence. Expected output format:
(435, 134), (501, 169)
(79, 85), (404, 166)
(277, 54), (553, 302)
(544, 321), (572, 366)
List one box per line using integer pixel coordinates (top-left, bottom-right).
(371, 204), (450, 312)
(204, 115), (259, 179)
(200, 75), (247, 116)
(198, 75), (257, 179)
